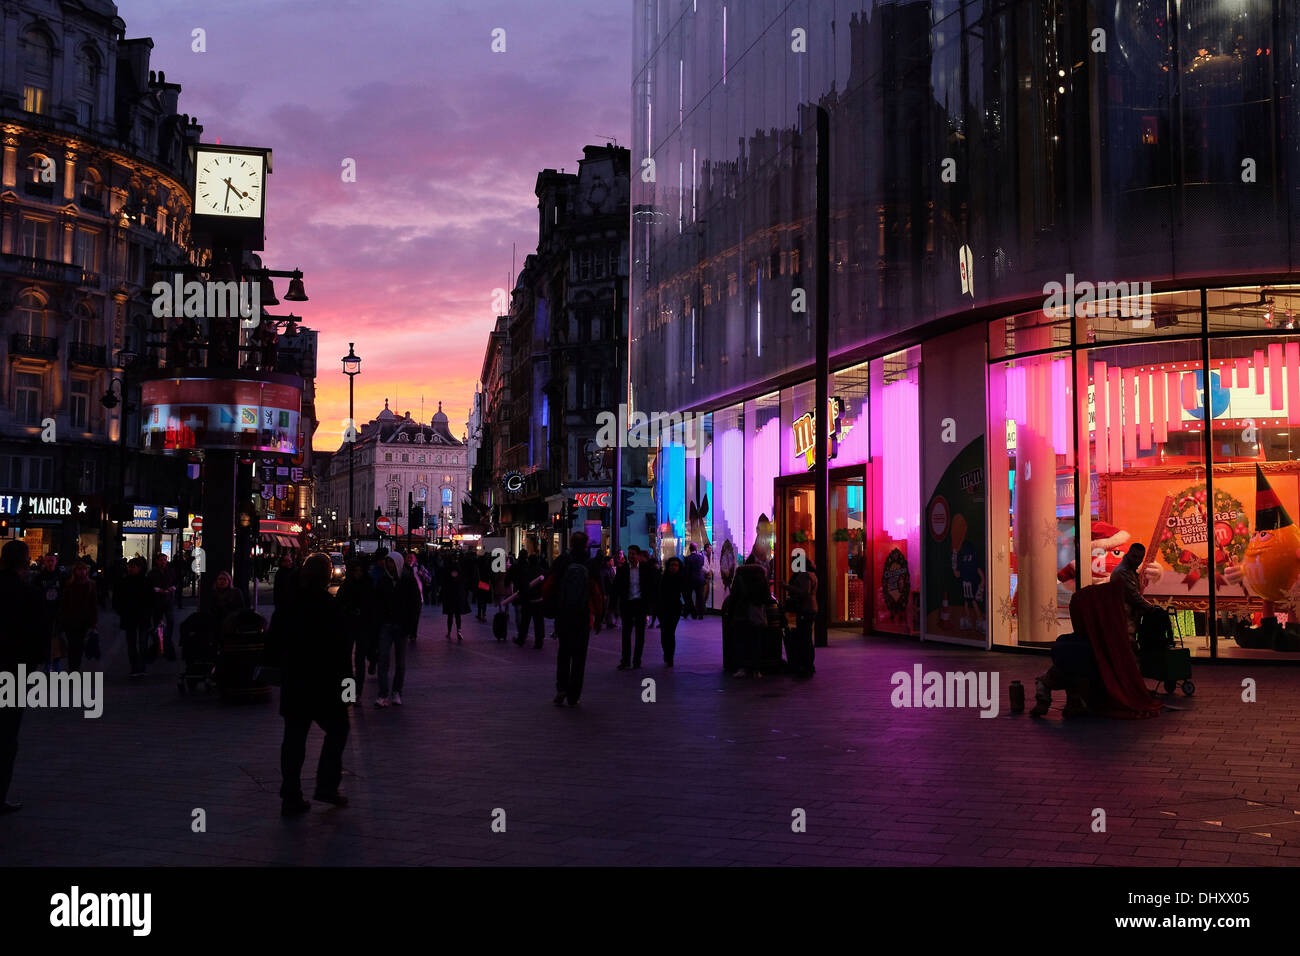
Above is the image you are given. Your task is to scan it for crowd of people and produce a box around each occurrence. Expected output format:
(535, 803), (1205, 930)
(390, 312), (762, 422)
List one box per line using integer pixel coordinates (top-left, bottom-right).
(1, 533), (806, 818)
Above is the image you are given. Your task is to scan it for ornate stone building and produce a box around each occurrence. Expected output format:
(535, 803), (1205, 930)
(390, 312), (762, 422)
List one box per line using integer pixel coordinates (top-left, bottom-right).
(0, 0), (200, 559)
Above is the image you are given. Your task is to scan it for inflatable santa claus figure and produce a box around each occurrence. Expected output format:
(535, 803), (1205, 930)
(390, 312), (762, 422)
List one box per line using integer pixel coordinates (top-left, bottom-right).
(1057, 520), (1160, 589)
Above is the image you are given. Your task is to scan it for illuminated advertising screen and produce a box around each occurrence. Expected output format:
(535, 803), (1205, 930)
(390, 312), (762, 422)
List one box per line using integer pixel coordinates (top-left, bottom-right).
(140, 378), (302, 454)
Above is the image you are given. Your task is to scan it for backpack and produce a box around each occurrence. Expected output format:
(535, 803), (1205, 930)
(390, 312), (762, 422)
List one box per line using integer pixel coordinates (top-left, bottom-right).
(558, 561), (590, 621)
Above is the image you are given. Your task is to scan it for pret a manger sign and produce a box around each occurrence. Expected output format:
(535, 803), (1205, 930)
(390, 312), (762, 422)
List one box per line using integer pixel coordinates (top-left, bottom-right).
(0, 495), (89, 516)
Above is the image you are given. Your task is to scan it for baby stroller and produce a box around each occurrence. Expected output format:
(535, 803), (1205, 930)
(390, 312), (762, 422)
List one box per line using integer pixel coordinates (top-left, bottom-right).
(1137, 607), (1194, 696)
(177, 612), (218, 695)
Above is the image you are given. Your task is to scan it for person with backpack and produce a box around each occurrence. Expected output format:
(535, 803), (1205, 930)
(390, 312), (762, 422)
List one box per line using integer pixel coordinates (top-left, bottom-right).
(684, 543), (707, 619)
(545, 532), (604, 706)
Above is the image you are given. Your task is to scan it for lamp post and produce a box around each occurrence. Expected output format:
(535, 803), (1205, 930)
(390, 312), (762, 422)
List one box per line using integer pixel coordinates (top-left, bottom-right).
(342, 343), (361, 551)
(100, 347), (139, 564)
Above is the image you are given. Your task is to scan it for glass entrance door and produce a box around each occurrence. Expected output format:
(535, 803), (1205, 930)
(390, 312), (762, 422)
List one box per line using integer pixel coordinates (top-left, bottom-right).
(775, 470), (867, 629)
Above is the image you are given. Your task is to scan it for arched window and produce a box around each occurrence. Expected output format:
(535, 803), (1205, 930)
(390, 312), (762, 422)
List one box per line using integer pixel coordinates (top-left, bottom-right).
(16, 292), (46, 337)
(22, 28), (54, 115)
(26, 153), (51, 184)
(79, 167), (105, 209)
(441, 487), (453, 508)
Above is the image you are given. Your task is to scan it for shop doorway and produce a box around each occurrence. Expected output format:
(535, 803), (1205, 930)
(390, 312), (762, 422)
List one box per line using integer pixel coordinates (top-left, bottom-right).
(775, 467), (867, 631)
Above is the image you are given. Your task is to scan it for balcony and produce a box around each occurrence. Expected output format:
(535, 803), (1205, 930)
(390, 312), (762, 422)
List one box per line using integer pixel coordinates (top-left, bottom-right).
(10, 333), (58, 358)
(22, 180), (55, 200)
(68, 341), (106, 366)
(0, 253), (82, 285)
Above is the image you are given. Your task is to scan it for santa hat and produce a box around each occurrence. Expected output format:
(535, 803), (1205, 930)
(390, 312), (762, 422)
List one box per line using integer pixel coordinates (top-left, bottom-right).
(1255, 465), (1294, 531)
(1092, 520), (1130, 550)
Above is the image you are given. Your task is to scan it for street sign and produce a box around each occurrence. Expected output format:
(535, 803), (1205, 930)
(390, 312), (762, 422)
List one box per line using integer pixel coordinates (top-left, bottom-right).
(192, 517), (204, 533)
(376, 516), (393, 533)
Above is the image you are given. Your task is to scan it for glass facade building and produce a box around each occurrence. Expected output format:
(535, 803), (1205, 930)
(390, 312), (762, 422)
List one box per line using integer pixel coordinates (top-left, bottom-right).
(632, 0), (1300, 659)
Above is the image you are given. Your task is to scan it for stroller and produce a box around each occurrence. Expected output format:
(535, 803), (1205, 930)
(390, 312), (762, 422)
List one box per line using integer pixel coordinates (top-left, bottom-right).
(1137, 607), (1194, 696)
(177, 612), (219, 695)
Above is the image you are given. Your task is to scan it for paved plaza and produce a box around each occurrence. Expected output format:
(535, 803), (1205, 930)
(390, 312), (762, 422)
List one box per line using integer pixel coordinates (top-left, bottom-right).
(4, 604), (1300, 867)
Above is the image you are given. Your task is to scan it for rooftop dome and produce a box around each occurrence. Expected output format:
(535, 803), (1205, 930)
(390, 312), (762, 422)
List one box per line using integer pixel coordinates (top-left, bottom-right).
(432, 400), (448, 424)
(375, 398), (397, 422)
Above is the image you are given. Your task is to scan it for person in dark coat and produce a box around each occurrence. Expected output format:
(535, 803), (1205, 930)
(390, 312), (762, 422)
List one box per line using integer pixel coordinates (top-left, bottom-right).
(59, 562), (99, 671)
(0, 540), (44, 812)
(440, 552), (466, 641)
(510, 553), (547, 648)
(475, 551), (493, 621)
(614, 546), (659, 669)
(114, 557), (153, 677)
(684, 543), (707, 619)
(276, 553), (351, 816)
(373, 556), (405, 706)
(658, 557), (689, 667)
(272, 553), (298, 611)
(545, 532), (604, 706)
(336, 561), (375, 702)
(397, 551), (423, 643)
(146, 553), (178, 661)
(724, 560), (775, 678)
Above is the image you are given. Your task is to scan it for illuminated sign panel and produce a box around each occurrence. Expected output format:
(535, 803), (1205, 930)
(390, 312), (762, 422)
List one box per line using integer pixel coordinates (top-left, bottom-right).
(141, 378), (302, 455)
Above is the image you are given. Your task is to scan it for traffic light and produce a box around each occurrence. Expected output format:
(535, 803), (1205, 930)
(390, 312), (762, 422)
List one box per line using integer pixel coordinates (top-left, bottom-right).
(620, 489), (635, 527)
(162, 515), (183, 530)
(409, 505), (424, 531)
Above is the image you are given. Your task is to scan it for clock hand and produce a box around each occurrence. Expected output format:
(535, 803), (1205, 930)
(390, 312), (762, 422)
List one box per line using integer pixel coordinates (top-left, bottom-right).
(223, 176), (250, 198)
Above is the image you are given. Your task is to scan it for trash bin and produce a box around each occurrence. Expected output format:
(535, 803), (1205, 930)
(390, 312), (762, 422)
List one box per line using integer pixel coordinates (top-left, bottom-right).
(217, 609), (271, 703)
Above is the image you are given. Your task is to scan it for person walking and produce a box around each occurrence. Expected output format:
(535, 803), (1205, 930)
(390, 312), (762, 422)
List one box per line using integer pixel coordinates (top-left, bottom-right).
(782, 560), (819, 678)
(658, 556), (689, 667)
(336, 561), (375, 704)
(146, 552), (178, 661)
(614, 546), (658, 670)
(273, 553), (299, 612)
(58, 562), (98, 671)
(546, 532), (603, 706)
(114, 557), (153, 677)
(398, 551), (424, 644)
(274, 553), (351, 816)
(32, 553), (63, 671)
(646, 553), (662, 629)
(440, 552), (465, 641)
(684, 543), (708, 619)
(0, 540), (44, 813)
(511, 553), (547, 648)
(373, 556), (405, 707)
(599, 552), (616, 629)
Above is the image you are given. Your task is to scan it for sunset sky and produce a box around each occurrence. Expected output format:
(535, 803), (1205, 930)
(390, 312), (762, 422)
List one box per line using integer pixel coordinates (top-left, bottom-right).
(130, 0), (632, 450)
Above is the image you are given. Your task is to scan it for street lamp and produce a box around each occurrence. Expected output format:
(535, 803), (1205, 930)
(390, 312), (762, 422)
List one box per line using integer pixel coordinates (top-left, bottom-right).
(101, 347), (139, 563)
(342, 343), (361, 549)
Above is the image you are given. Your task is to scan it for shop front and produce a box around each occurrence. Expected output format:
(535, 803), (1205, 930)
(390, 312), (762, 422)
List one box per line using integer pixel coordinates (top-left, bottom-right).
(121, 503), (160, 561)
(0, 492), (103, 561)
(989, 284), (1300, 661)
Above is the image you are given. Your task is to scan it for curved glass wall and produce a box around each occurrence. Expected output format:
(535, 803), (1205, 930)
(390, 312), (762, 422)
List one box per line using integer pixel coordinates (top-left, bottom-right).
(633, 0), (1300, 415)
(990, 283), (1300, 660)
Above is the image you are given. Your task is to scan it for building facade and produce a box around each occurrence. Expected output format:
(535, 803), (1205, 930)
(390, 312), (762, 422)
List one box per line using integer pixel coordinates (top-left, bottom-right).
(493, 144), (636, 559)
(0, 0), (200, 561)
(317, 400), (467, 543)
(632, 0), (1300, 660)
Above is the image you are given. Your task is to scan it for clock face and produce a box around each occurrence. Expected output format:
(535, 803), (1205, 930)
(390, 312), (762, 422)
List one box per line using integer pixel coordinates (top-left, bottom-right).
(195, 150), (264, 219)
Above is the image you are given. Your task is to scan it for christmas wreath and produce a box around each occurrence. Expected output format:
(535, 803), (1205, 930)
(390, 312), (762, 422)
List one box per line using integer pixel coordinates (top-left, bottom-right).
(1157, 483), (1248, 581)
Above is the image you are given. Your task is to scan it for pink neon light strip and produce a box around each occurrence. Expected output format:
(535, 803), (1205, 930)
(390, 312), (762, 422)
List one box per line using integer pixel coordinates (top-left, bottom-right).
(1288, 343), (1300, 426)
(1256, 349), (1268, 395)
(1236, 356), (1250, 390)
(1138, 369), (1152, 451)
(1167, 371), (1181, 435)
(1154, 370), (1167, 444)
(1271, 342), (1285, 411)
(1108, 368), (1122, 472)
(1093, 363), (1108, 474)
(1219, 364), (1232, 389)
(1181, 372), (1197, 410)
(1123, 367), (1138, 461)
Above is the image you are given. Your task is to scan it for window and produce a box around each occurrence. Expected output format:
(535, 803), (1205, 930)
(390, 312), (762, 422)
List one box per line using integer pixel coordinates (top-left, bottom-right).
(418, 474), (426, 483)
(73, 305), (94, 344)
(77, 46), (100, 127)
(70, 379), (89, 429)
(578, 251), (592, 280)
(417, 487), (427, 502)
(16, 293), (44, 336)
(451, 455), (458, 464)
(607, 247), (619, 276)
(20, 219), (52, 260)
(401, 454), (408, 462)
(79, 170), (104, 208)
(78, 459), (96, 494)
(22, 29), (52, 115)
(75, 230), (99, 272)
(389, 473), (399, 482)
(417, 455), (425, 464)
(441, 487), (453, 508)
(594, 251), (608, 279)
(3, 455), (54, 491)
(385, 453), (393, 462)
(15, 373), (42, 425)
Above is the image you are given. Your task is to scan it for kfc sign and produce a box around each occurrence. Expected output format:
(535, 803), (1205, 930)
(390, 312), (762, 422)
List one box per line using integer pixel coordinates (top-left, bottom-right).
(574, 491), (611, 508)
